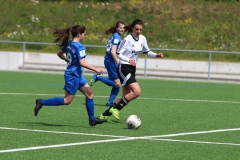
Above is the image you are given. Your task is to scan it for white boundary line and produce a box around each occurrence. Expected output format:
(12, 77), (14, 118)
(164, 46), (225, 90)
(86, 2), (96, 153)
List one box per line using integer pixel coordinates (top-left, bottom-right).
(1, 92), (240, 153)
(151, 138), (240, 146)
(0, 127), (126, 138)
(141, 127), (240, 138)
(0, 138), (137, 153)
(1, 127), (240, 153)
(1, 92), (240, 104)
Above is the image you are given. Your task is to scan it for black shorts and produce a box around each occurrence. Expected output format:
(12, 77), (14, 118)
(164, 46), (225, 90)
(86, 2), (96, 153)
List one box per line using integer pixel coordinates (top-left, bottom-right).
(117, 64), (137, 86)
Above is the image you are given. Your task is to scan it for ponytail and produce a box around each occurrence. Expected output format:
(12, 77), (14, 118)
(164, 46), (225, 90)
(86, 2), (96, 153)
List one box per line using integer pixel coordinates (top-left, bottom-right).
(105, 21), (125, 35)
(53, 25), (86, 47)
(53, 27), (71, 47)
(124, 24), (132, 34)
(105, 27), (116, 34)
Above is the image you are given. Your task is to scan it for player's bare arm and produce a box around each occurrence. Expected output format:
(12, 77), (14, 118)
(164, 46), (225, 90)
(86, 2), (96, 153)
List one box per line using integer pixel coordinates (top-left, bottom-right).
(57, 50), (68, 62)
(79, 59), (103, 74)
(111, 45), (119, 64)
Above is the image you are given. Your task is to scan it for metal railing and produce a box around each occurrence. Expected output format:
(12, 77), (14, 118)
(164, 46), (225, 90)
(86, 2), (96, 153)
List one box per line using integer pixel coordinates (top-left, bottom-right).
(1, 40), (240, 81)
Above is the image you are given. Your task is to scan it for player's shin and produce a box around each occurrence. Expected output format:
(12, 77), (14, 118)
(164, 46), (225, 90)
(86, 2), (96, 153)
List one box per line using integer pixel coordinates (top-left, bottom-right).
(85, 98), (95, 121)
(114, 96), (129, 110)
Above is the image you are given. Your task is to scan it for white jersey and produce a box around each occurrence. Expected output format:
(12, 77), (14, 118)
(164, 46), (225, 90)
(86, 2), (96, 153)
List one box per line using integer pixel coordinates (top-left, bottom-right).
(117, 34), (152, 65)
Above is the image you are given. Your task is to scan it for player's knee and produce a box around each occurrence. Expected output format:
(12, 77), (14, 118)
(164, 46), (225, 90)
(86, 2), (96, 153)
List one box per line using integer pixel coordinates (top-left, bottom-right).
(134, 90), (141, 97)
(115, 83), (121, 88)
(85, 92), (94, 99)
(64, 99), (72, 105)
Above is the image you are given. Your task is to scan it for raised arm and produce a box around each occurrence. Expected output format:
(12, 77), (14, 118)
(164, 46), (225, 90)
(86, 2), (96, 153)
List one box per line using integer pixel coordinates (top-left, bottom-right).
(142, 36), (164, 58)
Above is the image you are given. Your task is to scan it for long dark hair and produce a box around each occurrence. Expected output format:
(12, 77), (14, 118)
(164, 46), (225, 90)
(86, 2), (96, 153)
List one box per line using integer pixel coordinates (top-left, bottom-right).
(125, 19), (143, 34)
(53, 25), (86, 47)
(105, 21), (125, 35)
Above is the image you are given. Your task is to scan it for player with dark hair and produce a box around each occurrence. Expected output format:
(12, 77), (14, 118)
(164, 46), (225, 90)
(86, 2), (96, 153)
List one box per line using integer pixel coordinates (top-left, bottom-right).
(90, 21), (125, 108)
(34, 25), (106, 126)
(99, 19), (164, 121)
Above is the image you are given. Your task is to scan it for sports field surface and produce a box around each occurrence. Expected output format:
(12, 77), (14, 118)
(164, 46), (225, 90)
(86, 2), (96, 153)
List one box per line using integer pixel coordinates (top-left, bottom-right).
(1, 71), (240, 159)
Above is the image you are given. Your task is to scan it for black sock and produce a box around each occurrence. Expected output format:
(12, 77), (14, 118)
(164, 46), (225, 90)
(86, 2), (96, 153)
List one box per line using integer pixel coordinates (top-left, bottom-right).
(102, 107), (111, 116)
(102, 103), (116, 116)
(114, 97), (129, 110)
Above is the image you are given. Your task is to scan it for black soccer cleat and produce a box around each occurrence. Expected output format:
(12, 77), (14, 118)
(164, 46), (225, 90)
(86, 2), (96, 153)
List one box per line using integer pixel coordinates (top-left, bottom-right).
(89, 118), (106, 127)
(34, 98), (43, 116)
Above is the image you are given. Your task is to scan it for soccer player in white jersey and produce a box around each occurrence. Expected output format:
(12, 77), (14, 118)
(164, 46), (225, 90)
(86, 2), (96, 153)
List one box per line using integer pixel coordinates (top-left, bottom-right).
(99, 19), (164, 121)
(34, 25), (106, 126)
(90, 21), (125, 107)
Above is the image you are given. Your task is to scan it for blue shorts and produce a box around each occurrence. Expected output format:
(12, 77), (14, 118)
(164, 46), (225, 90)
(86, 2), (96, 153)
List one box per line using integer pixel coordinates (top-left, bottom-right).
(63, 72), (87, 95)
(104, 58), (118, 80)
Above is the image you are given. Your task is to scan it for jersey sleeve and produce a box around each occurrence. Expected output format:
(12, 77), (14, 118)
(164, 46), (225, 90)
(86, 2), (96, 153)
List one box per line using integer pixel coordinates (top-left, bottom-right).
(142, 36), (150, 53)
(77, 45), (86, 60)
(117, 39), (127, 54)
(112, 35), (121, 46)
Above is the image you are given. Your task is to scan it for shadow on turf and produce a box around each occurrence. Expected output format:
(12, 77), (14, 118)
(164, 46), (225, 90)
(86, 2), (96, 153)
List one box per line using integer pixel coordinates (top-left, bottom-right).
(18, 122), (106, 128)
(81, 103), (107, 107)
(18, 120), (125, 128)
(19, 122), (79, 127)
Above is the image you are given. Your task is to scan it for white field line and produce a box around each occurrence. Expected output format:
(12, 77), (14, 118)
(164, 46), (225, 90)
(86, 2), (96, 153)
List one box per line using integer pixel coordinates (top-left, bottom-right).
(1, 92), (240, 104)
(1, 127), (240, 153)
(140, 128), (240, 138)
(0, 127), (126, 138)
(139, 97), (240, 104)
(151, 138), (240, 146)
(0, 137), (137, 153)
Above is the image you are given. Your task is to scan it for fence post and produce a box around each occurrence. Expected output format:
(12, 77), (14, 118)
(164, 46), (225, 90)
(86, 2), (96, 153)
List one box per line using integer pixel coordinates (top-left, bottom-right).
(144, 54), (147, 78)
(22, 42), (26, 71)
(208, 51), (212, 81)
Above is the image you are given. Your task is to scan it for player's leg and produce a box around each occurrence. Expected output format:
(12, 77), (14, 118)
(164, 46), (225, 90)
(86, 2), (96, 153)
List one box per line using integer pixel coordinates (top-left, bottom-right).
(109, 65), (140, 119)
(90, 58), (116, 87)
(100, 85), (130, 119)
(34, 92), (75, 116)
(90, 59), (117, 87)
(105, 59), (121, 106)
(106, 79), (121, 107)
(111, 82), (141, 118)
(34, 74), (78, 116)
(78, 76), (106, 126)
(122, 82), (141, 101)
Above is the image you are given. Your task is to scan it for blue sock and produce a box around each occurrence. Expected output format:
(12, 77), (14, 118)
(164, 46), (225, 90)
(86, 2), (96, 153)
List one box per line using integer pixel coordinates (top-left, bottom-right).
(41, 97), (64, 106)
(86, 98), (95, 121)
(97, 76), (115, 87)
(108, 87), (120, 103)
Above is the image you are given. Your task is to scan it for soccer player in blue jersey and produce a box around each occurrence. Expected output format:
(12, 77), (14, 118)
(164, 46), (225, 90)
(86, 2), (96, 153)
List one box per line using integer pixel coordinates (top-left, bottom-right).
(90, 21), (125, 107)
(34, 25), (106, 126)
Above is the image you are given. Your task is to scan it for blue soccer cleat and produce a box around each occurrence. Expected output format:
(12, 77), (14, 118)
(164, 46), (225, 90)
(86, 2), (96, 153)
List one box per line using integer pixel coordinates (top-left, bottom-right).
(90, 72), (98, 86)
(106, 102), (114, 107)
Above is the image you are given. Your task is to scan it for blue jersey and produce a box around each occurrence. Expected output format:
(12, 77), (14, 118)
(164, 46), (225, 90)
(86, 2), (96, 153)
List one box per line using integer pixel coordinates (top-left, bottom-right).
(62, 41), (86, 77)
(105, 32), (121, 60)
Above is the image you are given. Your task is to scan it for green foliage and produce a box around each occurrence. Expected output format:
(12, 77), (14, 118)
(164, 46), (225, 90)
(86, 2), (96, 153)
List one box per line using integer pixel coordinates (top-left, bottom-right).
(0, 0), (240, 61)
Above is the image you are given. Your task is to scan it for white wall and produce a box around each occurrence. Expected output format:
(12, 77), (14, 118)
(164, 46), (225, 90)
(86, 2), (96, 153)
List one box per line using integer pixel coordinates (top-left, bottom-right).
(0, 51), (23, 70)
(0, 51), (239, 81)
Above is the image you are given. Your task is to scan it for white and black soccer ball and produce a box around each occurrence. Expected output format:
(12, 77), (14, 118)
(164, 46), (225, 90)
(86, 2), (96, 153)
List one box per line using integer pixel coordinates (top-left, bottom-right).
(126, 115), (141, 129)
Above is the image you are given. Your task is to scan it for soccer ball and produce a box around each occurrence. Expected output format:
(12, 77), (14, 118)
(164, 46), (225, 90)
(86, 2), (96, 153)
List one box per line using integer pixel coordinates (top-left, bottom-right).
(126, 115), (141, 129)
